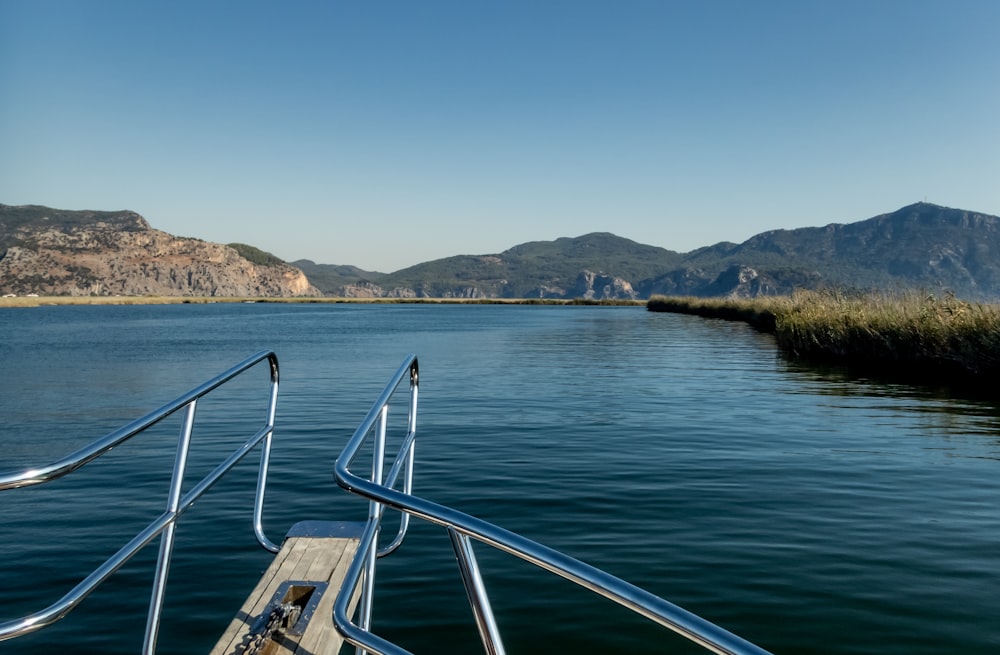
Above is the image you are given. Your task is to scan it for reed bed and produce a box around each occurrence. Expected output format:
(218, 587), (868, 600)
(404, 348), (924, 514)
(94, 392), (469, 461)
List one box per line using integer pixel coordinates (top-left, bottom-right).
(644, 295), (783, 331)
(649, 291), (1000, 382)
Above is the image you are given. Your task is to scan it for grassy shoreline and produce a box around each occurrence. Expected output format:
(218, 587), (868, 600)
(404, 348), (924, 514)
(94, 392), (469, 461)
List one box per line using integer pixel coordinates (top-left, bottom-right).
(648, 291), (1000, 383)
(0, 295), (646, 308)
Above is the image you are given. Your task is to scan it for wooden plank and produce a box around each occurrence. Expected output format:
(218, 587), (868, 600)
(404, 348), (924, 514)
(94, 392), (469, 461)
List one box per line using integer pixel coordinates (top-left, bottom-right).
(209, 521), (364, 655)
(294, 537), (363, 655)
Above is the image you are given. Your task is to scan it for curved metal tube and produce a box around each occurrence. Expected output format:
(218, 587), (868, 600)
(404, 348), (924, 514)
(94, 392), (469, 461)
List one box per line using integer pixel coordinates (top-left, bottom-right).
(0, 351), (282, 644)
(0, 350), (280, 490)
(333, 354), (772, 655)
(334, 475), (773, 655)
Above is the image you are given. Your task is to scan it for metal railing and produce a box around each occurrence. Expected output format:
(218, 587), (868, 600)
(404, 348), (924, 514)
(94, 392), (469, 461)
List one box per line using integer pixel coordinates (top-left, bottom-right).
(0, 350), (283, 654)
(334, 354), (774, 655)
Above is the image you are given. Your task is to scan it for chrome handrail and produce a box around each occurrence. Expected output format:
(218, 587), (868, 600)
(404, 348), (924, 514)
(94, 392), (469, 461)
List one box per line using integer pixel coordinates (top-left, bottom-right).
(334, 355), (420, 647)
(0, 350), (282, 654)
(334, 354), (773, 655)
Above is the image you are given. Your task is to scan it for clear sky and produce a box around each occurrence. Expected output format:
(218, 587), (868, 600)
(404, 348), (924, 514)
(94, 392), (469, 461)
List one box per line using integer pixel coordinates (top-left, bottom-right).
(2, 1), (998, 272)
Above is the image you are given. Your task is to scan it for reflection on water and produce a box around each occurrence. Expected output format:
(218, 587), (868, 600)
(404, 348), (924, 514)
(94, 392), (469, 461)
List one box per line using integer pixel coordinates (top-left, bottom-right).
(1, 304), (999, 654)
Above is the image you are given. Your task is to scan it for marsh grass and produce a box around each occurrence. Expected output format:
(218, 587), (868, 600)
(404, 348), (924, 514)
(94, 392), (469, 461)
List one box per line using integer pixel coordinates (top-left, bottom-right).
(649, 291), (1000, 382)
(644, 295), (783, 331)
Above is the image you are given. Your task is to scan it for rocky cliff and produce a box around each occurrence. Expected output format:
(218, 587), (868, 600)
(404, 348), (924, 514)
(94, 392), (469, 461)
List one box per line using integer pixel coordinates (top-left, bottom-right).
(0, 205), (319, 297)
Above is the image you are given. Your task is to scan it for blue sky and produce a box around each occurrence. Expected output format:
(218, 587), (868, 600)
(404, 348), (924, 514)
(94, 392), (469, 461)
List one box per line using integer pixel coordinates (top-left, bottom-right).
(2, 1), (998, 272)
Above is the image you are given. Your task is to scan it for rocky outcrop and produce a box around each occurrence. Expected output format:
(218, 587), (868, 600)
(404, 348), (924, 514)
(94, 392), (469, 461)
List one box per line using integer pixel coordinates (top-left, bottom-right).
(704, 265), (776, 298)
(336, 283), (492, 299)
(571, 270), (637, 300)
(0, 206), (319, 297)
(337, 281), (387, 298)
(637, 268), (715, 297)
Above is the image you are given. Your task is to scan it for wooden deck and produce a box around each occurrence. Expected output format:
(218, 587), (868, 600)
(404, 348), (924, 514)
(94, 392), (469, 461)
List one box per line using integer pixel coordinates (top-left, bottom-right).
(209, 521), (364, 655)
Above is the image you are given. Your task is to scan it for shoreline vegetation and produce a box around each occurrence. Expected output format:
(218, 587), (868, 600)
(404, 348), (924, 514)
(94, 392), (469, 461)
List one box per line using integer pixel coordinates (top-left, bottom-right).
(0, 295), (645, 308)
(648, 291), (1000, 384)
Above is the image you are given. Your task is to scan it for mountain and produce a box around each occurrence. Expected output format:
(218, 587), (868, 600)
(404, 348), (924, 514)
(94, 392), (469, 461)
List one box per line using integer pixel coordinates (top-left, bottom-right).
(363, 233), (682, 299)
(0, 204), (319, 297)
(310, 203), (1000, 300)
(5, 201), (999, 300)
(649, 202), (1000, 299)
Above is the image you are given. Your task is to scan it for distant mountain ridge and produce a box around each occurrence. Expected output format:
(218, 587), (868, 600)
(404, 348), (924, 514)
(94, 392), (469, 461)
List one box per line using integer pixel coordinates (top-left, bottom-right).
(304, 202), (1000, 300)
(659, 202), (1000, 298)
(3, 202), (1000, 300)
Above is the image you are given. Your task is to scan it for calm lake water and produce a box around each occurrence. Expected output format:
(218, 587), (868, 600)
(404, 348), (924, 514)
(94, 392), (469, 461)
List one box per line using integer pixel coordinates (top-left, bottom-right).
(1, 303), (999, 654)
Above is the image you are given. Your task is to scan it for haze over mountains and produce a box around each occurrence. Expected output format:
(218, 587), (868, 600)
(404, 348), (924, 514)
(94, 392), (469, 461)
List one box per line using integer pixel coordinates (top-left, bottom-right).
(2, 202), (999, 300)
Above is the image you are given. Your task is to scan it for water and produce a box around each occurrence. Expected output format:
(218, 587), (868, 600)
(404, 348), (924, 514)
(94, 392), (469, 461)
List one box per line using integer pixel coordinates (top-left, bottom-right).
(1, 303), (998, 654)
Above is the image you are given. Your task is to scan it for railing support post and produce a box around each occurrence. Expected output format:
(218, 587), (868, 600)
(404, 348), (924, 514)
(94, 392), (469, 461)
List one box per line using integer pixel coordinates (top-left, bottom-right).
(253, 367), (281, 553)
(356, 404), (388, 655)
(142, 399), (197, 655)
(448, 528), (507, 655)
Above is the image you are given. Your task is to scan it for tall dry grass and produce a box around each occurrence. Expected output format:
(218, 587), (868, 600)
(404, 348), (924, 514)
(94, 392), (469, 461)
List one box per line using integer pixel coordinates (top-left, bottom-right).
(778, 290), (1000, 377)
(648, 291), (1000, 381)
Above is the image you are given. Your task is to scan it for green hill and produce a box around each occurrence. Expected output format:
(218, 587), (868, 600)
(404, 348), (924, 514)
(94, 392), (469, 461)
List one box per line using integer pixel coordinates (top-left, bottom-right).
(368, 233), (682, 298)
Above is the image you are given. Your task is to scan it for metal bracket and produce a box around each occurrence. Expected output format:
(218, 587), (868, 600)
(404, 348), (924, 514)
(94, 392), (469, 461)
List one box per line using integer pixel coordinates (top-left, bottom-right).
(251, 580), (329, 637)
